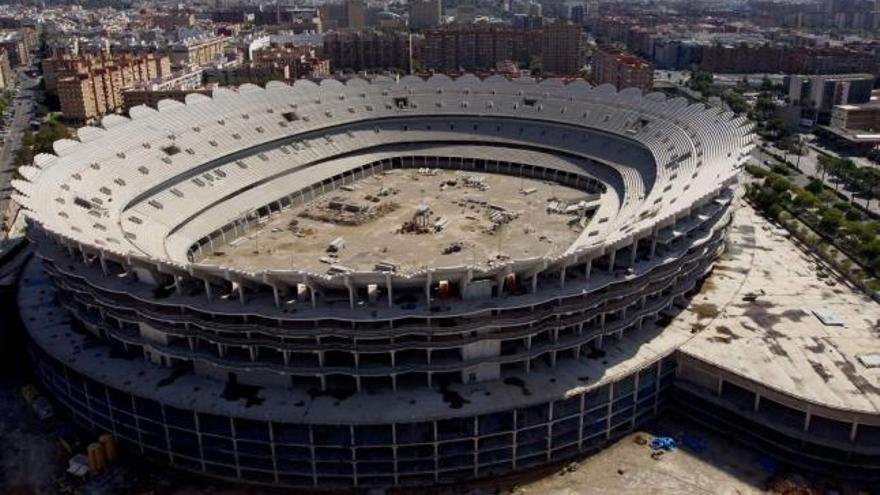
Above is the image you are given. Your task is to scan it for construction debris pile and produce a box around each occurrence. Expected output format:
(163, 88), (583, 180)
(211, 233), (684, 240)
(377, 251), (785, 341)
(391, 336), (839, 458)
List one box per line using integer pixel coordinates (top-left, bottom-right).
(546, 197), (596, 216)
(462, 175), (490, 191)
(299, 195), (399, 226)
(458, 198), (521, 234)
(398, 203), (440, 235)
(285, 219), (315, 238)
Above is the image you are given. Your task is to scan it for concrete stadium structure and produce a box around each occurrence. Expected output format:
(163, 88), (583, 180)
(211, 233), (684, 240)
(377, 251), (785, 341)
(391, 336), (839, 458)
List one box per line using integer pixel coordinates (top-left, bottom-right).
(13, 75), (756, 489)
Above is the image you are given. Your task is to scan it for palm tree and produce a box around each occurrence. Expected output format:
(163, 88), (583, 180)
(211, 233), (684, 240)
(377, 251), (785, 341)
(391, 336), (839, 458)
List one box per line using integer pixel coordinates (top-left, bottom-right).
(817, 155), (831, 183)
(863, 168), (880, 211)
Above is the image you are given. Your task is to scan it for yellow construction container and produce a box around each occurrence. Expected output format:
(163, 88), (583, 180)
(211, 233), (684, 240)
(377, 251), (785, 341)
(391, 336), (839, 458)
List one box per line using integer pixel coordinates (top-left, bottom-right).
(98, 433), (117, 463)
(86, 442), (106, 474)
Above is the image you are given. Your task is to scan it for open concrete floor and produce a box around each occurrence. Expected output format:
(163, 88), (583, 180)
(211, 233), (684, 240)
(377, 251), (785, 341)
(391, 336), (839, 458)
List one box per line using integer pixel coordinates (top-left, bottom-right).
(203, 169), (594, 274)
(677, 200), (880, 414)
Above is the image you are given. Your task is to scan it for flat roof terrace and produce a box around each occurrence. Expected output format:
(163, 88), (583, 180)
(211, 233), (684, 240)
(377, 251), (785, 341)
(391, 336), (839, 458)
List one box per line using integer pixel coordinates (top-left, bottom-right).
(202, 169), (599, 275)
(676, 201), (880, 416)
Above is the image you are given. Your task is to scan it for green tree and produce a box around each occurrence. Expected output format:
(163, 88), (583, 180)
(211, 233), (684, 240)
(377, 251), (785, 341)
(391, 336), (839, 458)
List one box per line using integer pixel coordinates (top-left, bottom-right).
(793, 190), (818, 209)
(819, 207), (844, 233)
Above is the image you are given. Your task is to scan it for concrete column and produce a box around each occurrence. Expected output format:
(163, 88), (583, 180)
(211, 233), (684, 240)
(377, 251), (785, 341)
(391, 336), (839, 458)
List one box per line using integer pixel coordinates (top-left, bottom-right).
(345, 276), (355, 310)
(99, 254), (108, 275)
(605, 382), (614, 439)
(650, 236), (658, 257)
(716, 377), (724, 397)
(850, 421), (859, 442)
(532, 273), (539, 293)
(653, 360), (663, 414)
(608, 250), (616, 273)
(630, 240), (638, 266)
(425, 271), (432, 304)
(559, 266), (567, 289)
(272, 286), (280, 308)
(386, 274), (393, 308)
(803, 407), (812, 432)
(585, 258), (592, 280)
(310, 285), (317, 309)
(203, 279), (213, 301)
(630, 372), (641, 428)
(174, 276), (181, 295)
(238, 284), (246, 305)
(753, 392), (761, 412)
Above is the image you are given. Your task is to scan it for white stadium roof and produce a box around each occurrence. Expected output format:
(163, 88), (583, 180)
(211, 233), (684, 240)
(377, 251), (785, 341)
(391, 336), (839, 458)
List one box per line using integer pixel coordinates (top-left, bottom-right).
(13, 75), (753, 282)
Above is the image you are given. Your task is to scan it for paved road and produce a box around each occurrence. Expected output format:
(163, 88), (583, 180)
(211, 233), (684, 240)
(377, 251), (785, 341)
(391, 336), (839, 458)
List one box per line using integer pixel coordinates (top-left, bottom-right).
(0, 70), (39, 238)
(754, 139), (880, 214)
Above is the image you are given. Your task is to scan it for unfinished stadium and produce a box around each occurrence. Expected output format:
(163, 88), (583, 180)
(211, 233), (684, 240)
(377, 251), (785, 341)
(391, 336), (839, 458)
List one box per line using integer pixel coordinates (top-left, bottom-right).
(22, 74), (867, 489)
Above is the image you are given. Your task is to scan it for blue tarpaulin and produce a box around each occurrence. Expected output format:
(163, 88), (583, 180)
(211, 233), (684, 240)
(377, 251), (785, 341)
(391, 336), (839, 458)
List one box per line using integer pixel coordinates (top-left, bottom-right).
(650, 436), (677, 451)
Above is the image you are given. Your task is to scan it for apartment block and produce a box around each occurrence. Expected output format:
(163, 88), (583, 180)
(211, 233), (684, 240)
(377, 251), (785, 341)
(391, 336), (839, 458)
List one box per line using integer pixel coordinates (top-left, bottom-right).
(0, 49), (11, 90)
(423, 24), (541, 72)
(0, 31), (28, 67)
(541, 21), (583, 75)
(409, 0), (442, 30)
(591, 46), (654, 93)
(170, 36), (226, 69)
(787, 73), (874, 112)
(55, 53), (176, 123)
(323, 30), (412, 72)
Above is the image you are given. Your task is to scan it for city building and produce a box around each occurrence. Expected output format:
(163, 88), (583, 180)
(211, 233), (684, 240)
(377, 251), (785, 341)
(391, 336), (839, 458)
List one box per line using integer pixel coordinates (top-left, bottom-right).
(699, 43), (877, 75)
(252, 47), (331, 80)
(12, 75), (751, 490)
(820, 101), (880, 150)
(0, 49), (12, 90)
(699, 43), (783, 74)
(0, 31), (29, 67)
(541, 21), (583, 76)
(511, 14), (544, 31)
(650, 39), (704, 71)
(323, 30), (412, 72)
(783, 46), (878, 75)
(44, 53), (173, 92)
(321, 0), (367, 30)
(831, 101), (880, 133)
(591, 46), (654, 93)
(409, 0), (442, 30)
(786, 73), (875, 124)
(54, 53), (175, 123)
(170, 36), (227, 69)
(423, 24), (541, 72)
